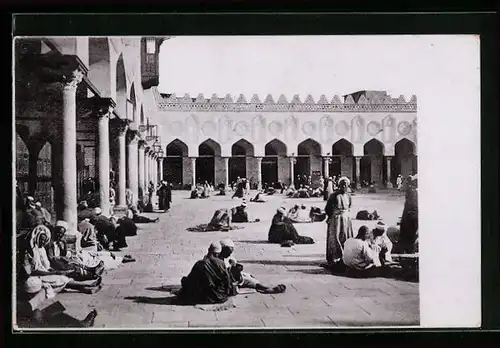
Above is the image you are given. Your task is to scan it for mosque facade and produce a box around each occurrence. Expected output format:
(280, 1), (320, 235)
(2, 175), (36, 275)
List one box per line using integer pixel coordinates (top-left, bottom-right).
(146, 88), (418, 190)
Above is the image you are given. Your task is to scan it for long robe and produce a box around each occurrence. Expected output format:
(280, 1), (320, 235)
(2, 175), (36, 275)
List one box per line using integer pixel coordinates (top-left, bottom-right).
(325, 190), (354, 265)
(268, 213), (314, 244)
(399, 186), (418, 253)
(179, 254), (236, 304)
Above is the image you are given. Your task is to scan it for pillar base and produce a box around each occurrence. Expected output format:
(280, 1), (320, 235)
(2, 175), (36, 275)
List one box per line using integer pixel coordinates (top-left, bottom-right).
(355, 183), (361, 189)
(257, 182), (262, 191)
(386, 182), (393, 189)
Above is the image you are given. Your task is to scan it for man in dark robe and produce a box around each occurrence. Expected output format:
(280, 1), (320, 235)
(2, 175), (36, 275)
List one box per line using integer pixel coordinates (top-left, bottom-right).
(399, 175), (418, 253)
(268, 207), (315, 245)
(178, 242), (237, 304)
(158, 181), (168, 211)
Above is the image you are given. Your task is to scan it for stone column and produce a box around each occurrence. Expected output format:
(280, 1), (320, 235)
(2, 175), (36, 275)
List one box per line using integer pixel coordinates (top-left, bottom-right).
(223, 157), (230, 188)
(152, 154), (157, 187)
(158, 157), (164, 182)
(355, 156), (361, 189)
(144, 148), (150, 189)
(190, 157), (196, 190)
(256, 157), (263, 190)
(323, 157), (330, 179)
(97, 103), (112, 216)
(386, 156), (393, 188)
(57, 69), (84, 232)
(112, 120), (128, 207)
(127, 131), (139, 205)
(289, 157), (295, 189)
(138, 141), (145, 200)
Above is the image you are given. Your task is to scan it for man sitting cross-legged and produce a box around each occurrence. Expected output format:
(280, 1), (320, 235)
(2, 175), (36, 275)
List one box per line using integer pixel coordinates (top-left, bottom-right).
(178, 242), (237, 304)
(219, 239), (286, 294)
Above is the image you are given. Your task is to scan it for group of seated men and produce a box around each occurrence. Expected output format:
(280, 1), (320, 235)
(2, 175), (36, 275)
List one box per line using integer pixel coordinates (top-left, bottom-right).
(15, 187), (161, 325)
(178, 239), (286, 305)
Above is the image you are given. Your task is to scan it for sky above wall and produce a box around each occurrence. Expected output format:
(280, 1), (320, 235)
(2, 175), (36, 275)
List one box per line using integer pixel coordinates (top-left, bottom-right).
(157, 35), (477, 102)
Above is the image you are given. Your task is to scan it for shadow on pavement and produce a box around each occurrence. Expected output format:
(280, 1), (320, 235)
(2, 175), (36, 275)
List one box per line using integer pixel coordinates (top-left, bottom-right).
(237, 259), (323, 266)
(146, 285), (182, 293)
(289, 268), (332, 275)
(125, 296), (190, 306)
(235, 240), (270, 244)
(283, 254), (324, 258)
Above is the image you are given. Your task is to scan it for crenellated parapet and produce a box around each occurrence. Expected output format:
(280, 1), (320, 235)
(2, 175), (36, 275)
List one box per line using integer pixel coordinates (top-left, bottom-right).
(153, 88), (417, 113)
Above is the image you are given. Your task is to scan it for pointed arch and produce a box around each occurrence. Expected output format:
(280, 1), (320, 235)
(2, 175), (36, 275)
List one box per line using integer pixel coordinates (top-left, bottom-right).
(165, 139), (188, 186)
(265, 138), (287, 156)
(166, 139), (189, 157)
(332, 138), (354, 156)
(140, 105), (145, 126)
(89, 38), (111, 97)
(393, 138), (417, 178)
(363, 138), (385, 156)
(115, 53), (127, 118)
(129, 83), (137, 122)
(199, 138), (221, 157)
(231, 139), (254, 156)
(360, 138), (385, 186)
(297, 138), (322, 155)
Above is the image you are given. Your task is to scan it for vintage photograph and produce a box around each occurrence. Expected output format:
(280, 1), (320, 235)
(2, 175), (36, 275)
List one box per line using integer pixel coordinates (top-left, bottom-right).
(14, 35), (419, 329)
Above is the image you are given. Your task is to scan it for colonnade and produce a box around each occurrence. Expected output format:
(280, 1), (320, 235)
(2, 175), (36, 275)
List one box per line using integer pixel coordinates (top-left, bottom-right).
(47, 58), (163, 232)
(177, 154), (399, 191)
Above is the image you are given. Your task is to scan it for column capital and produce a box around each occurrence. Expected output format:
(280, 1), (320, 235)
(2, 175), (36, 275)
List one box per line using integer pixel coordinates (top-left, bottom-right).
(110, 118), (130, 137)
(35, 54), (88, 91)
(127, 130), (140, 145)
(139, 140), (149, 150)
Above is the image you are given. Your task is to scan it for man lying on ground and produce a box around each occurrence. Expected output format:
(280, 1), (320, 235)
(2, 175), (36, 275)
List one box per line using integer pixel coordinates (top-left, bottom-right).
(178, 242), (237, 304)
(219, 239), (286, 294)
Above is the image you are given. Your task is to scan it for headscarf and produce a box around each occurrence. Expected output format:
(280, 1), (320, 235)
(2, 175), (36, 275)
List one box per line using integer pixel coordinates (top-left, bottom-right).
(277, 207), (286, 215)
(338, 176), (351, 187)
(28, 225), (51, 250)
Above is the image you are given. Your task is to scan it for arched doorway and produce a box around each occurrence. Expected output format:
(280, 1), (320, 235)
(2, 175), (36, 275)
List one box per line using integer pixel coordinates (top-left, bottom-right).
(166, 139), (188, 188)
(16, 132), (29, 195)
(332, 138), (354, 179)
(129, 83), (137, 122)
(197, 139), (221, 185)
(38, 142), (53, 211)
(296, 138), (322, 185)
(362, 139), (385, 186)
(116, 54), (127, 118)
(393, 138), (417, 180)
(230, 139), (254, 184)
(263, 139), (287, 186)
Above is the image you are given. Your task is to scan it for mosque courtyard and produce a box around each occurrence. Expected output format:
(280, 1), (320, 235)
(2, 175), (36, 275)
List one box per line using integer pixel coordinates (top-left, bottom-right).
(41, 190), (419, 329)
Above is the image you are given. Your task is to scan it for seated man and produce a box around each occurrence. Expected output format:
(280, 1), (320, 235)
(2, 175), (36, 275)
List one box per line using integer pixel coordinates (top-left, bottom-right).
(342, 226), (383, 277)
(372, 222), (393, 264)
(309, 206), (326, 222)
(287, 205), (312, 223)
(206, 209), (232, 231)
(178, 242), (237, 304)
(219, 239), (286, 294)
(268, 207), (314, 245)
(231, 202), (249, 223)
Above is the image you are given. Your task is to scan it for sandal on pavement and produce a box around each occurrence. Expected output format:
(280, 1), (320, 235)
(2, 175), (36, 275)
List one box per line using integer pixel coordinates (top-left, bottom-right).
(272, 284), (286, 294)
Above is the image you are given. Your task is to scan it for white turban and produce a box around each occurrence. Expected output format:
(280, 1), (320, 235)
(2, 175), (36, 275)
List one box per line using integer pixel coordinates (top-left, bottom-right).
(93, 207), (102, 215)
(220, 239), (235, 248)
(338, 176), (351, 187)
(209, 241), (222, 253)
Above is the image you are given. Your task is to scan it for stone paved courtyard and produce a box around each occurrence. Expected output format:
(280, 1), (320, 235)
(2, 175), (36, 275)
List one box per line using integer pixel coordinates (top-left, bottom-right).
(36, 189), (419, 329)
